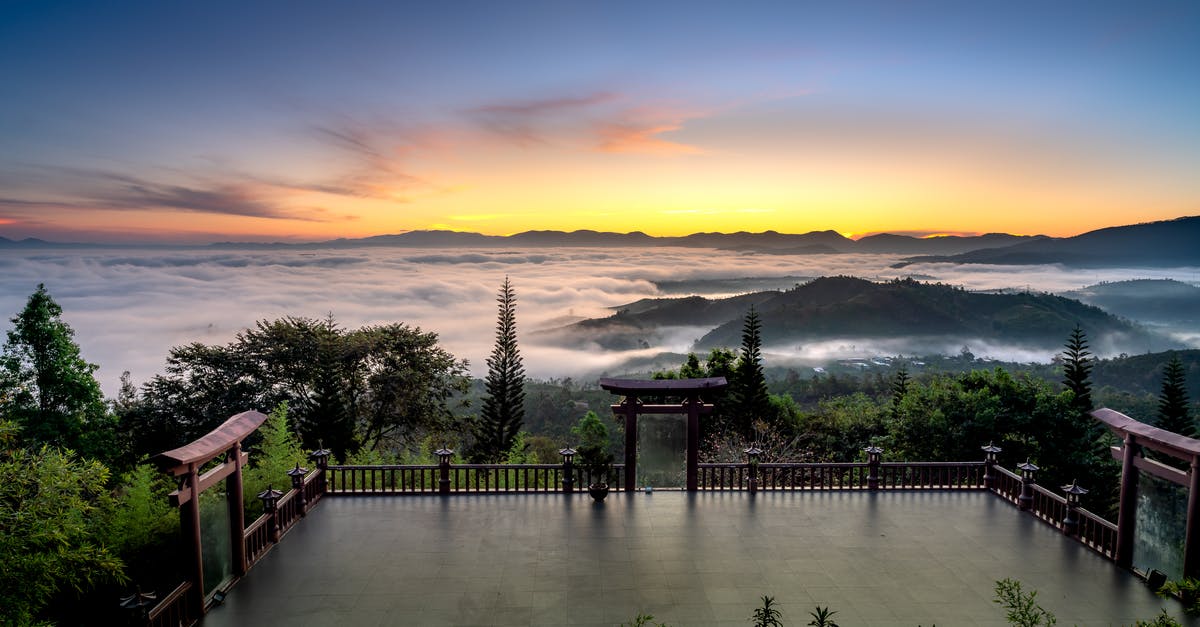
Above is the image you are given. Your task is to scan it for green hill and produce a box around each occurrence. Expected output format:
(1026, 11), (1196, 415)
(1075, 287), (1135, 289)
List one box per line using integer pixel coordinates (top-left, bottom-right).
(692, 276), (1173, 352)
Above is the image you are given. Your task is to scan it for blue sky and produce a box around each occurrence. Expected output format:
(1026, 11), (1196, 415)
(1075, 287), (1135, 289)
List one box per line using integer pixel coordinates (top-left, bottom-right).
(2, 0), (1197, 241)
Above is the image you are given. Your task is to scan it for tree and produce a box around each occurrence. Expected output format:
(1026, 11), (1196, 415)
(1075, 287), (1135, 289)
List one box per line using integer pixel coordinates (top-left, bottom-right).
(1062, 325), (1094, 413)
(0, 284), (116, 464)
(0, 420), (126, 624)
(136, 315), (469, 460)
(890, 366), (911, 419)
(1156, 355), (1193, 437)
(472, 278), (526, 462)
(730, 306), (772, 439)
(243, 403), (306, 517)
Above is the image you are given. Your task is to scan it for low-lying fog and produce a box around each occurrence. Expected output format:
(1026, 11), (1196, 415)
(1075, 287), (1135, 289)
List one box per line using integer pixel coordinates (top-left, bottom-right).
(1, 246), (1197, 396)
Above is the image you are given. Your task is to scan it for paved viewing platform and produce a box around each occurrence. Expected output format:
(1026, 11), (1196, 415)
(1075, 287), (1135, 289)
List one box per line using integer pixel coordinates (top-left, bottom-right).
(201, 491), (1189, 626)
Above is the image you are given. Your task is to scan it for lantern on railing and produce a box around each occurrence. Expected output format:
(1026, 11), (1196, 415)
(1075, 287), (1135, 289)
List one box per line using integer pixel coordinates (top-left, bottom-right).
(1016, 459), (1038, 511)
(436, 447), (454, 495)
(288, 462), (309, 514)
(559, 447), (577, 494)
(119, 585), (156, 620)
(864, 445), (883, 490)
(981, 442), (1002, 489)
(1061, 479), (1088, 536)
(257, 485), (284, 542)
(744, 446), (763, 494)
(308, 441), (332, 469)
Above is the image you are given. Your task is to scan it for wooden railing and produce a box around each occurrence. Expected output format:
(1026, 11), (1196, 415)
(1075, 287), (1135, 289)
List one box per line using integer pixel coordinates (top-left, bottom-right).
(699, 461), (984, 491)
(147, 580), (197, 627)
(326, 463), (628, 494)
(990, 465), (1023, 505)
(879, 461), (984, 488)
(1077, 508), (1119, 559)
(1029, 484), (1068, 527)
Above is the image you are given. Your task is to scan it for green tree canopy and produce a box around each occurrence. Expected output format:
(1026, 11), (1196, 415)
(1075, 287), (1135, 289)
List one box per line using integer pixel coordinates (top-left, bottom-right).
(1062, 325), (1094, 413)
(134, 315), (469, 460)
(0, 284), (115, 464)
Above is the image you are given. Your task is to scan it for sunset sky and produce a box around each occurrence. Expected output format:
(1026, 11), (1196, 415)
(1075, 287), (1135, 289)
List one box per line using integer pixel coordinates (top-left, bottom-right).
(1, 1), (1197, 243)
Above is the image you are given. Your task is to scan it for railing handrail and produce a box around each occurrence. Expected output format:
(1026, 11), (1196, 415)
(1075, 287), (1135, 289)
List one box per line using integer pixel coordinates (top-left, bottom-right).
(1030, 483), (1068, 504)
(1078, 507), (1118, 532)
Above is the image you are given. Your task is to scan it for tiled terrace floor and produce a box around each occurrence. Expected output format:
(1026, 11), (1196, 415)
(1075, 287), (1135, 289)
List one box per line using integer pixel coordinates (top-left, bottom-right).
(202, 491), (1193, 626)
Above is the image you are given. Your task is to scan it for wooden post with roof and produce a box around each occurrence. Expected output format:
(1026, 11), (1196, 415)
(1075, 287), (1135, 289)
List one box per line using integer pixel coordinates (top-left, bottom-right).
(599, 377), (727, 492)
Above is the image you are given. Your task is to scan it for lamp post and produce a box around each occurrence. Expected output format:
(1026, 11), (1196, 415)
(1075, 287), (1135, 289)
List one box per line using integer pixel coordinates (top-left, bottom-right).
(119, 585), (156, 623)
(436, 447), (454, 495)
(1062, 480), (1088, 536)
(257, 486), (283, 542)
(287, 462), (309, 515)
(864, 446), (883, 490)
(744, 446), (763, 494)
(981, 442), (1002, 489)
(559, 447), (577, 494)
(1017, 459), (1039, 512)
(308, 441), (332, 493)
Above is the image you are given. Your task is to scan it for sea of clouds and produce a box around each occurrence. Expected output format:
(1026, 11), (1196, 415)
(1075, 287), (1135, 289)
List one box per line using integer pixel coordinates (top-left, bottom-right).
(0, 246), (1197, 396)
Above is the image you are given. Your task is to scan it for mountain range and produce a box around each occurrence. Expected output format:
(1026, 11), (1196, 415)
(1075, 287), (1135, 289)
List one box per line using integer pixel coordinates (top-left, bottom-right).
(3, 215), (1198, 267)
(533, 276), (1179, 355)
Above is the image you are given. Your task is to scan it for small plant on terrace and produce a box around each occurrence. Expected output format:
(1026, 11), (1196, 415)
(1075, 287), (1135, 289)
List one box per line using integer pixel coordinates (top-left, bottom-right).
(620, 613), (670, 627)
(751, 595), (784, 627)
(808, 604), (839, 627)
(994, 578), (1056, 626)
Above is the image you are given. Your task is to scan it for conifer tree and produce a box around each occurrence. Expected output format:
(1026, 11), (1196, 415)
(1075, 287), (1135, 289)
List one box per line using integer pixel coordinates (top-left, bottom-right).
(890, 365), (911, 419)
(0, 284), (114, 463)
(1156, 355), (1193, 437)
(1061, 325), (1094, 413)
(473, 277), (526, 462)
(731, 306), (771, 439)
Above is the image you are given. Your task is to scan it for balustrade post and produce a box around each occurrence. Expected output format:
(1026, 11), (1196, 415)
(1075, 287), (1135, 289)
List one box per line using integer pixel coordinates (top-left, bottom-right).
(1017, 459), (1039, 512)
(865, 446), (883, 490)
(559, 447), (577, 494)
(1062, 480), (1087, 536)
(744, 446), (762, 494)
(257, 486), (283, 543)
(981, 442), (1001, 490)
(308, 441), (331, 495)
(288, 463), (309, 516)
(436, 447), (454, 495)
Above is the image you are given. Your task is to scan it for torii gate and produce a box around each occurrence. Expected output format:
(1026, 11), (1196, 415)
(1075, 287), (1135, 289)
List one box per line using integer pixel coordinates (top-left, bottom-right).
(599, 377), (727, 491)
(1095, 408), (1200, 580)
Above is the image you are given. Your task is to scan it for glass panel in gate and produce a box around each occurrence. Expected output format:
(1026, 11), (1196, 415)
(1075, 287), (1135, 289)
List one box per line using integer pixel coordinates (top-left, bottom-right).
(1134, 472), (1187, 581)
(637, 414), (686, 489)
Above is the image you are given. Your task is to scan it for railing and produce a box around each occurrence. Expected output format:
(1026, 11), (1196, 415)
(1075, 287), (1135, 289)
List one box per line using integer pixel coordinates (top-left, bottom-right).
(1029, 484), (1068, 527)
(244, 515), (271, 567)
(879, 461), (984, 488)
(990, 465), (1023, 505)
(326, 462), (629, 494)
(1077, 508), (1119, 559)
(699, 461), (984, 491)
(147, 581), (197, 627)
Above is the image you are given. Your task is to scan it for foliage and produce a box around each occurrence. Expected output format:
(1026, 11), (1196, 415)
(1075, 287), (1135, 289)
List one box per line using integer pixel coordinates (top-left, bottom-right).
(243, 402), (306, 519)
(0, 284), (116, 466)
(750, 595), (784, 627)
(621, 613), (670, 627)
(731, 306), (772, 439)
(1156, 577), (1200, 615)
(993, 578), (1056, 626)
(1132, 610), (1184, 626)
(1062, 325), (1094, 413)
(0, 420), (126, 624)
(572, 411), (613, 485)
(135, 315), (469, 460)
(890, 365), (910, 418)
(808, 604), (840, 627)
(504, 430), (535, 464)
(1156, 355), (1193, 437)
(103, 463), (177, 556)
(473, 277), (526, 462)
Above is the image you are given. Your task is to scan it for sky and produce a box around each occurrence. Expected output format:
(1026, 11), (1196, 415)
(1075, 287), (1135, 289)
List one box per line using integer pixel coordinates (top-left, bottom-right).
(1, 1), (1198, 243)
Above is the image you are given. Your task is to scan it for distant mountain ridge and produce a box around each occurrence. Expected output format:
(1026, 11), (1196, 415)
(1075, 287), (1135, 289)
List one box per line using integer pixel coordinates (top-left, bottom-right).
(3, 216), (1195, 264)
(897, 216), (1200, 268)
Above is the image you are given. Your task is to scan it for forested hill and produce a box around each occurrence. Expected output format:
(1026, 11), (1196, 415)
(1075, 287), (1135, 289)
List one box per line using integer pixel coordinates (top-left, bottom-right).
(696, 277), (1170, 351)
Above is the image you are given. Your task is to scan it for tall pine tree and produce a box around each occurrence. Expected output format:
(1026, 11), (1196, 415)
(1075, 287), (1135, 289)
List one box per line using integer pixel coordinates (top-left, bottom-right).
(1156, 355), (1194, 437)
(730, 306), (771, 439)
(473, 277), (526, 462)
(890, 365), (911, 419)
(1061, 325), (1094, 413)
